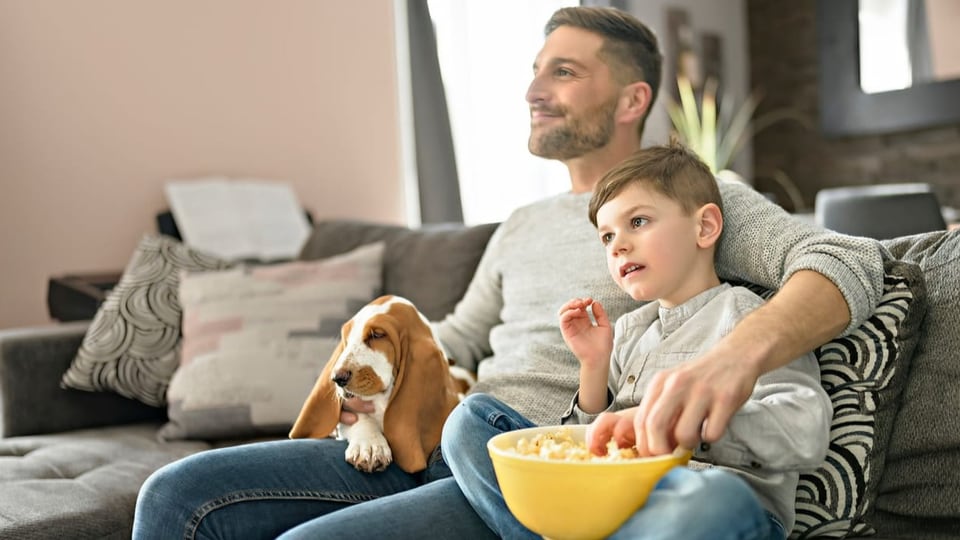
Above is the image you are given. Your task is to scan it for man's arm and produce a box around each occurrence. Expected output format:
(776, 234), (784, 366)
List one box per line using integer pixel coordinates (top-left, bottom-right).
(634, 270), (847, 455)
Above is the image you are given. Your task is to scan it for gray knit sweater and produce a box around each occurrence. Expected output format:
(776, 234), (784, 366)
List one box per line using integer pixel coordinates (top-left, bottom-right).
(435, 179), (884, 425)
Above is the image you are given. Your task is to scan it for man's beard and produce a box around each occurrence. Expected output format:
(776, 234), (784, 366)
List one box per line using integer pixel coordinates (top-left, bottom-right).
(528, 97), (618, 160)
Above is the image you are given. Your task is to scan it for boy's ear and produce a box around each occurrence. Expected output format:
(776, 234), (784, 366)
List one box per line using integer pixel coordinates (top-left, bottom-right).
(696, 203), (723, 248)
(617, 81), (653, 125)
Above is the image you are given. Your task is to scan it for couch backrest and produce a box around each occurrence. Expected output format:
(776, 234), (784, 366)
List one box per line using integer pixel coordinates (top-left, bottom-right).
(298, 220), (499, 321)
(875, 230), (960, 534)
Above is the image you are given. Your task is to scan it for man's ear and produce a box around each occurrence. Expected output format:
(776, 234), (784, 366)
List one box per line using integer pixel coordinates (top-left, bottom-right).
(618, 81), (652, 125)
(696, 203), (723, 248)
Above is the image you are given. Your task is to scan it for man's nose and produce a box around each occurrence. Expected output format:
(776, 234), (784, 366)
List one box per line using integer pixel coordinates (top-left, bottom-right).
(526, 74), (547, 105)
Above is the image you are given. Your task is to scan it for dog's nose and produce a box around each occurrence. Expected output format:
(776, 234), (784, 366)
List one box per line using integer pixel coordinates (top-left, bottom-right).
(333, 370), (351, 387)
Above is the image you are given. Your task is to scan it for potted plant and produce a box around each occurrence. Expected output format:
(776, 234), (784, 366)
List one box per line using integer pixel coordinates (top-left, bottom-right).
(665, 75), (808, 211)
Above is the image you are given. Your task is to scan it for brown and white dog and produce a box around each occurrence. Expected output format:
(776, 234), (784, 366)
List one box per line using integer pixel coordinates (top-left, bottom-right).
(290, 295), (474, 473)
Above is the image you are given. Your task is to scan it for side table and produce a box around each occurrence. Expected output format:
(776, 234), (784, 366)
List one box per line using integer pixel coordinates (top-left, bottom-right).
(47, 271), (122, 322)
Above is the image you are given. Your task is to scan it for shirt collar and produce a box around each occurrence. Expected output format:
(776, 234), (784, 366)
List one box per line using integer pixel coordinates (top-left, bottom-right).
(658, 283), (731, 337)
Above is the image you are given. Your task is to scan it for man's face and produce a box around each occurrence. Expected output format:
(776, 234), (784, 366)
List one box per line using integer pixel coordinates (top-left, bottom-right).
(527, 26), (621, 161)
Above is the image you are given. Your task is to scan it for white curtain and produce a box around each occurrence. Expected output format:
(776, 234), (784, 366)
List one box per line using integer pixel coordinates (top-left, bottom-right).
(427, 0), (577, 225)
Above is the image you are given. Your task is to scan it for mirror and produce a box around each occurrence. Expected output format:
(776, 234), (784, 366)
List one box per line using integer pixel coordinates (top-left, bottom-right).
(858, 0), (960, 94)
(817, 0), (960, 136)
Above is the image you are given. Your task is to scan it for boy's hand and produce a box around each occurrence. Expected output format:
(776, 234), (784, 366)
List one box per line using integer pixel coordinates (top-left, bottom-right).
(559, 297), (613, 371)
(585, 407), (641, 456)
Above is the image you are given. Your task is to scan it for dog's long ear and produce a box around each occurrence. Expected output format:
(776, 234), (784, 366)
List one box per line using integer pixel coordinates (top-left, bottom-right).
(383, 313), (459, 473)
(289, 325), (348, 439)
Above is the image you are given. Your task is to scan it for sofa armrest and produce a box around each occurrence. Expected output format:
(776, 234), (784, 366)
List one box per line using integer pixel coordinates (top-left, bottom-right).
(0, 322), (166, 438)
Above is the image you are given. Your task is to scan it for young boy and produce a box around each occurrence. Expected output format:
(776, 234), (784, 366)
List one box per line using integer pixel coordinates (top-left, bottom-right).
(442, 143), (833, 540)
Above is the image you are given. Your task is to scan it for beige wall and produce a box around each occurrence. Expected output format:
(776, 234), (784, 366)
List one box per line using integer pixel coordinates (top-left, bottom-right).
(0, 1), (406, 329)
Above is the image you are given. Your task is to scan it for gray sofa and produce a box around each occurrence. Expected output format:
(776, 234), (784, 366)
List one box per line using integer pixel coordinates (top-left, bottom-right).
(1, 219), (958, 539)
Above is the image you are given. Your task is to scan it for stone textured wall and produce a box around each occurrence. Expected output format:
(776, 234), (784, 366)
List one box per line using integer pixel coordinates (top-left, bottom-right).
(746, 0), (960, 213)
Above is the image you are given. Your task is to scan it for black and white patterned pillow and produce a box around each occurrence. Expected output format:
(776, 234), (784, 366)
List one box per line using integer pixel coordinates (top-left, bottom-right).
(737, 260), (924, 538)
(61, 235), (231, 406)
(790, 260), (925, 538)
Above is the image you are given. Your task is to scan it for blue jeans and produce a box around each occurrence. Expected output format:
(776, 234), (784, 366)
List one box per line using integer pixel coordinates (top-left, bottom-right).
(443, 393), (787, 540)
(132, 437), (488, 539)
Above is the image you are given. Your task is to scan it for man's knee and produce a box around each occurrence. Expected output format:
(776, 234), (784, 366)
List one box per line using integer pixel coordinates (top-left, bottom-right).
(443, 394), (493, 441)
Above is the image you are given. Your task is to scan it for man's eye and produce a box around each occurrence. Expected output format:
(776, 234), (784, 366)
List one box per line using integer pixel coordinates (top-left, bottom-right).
(555, 67), (573, 77)
(631, 217), (648, 228)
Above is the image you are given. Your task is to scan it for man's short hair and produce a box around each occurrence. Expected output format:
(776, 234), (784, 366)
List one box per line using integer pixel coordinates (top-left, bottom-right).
(588, 142), (722, 227)
(546, 6), (663, 135)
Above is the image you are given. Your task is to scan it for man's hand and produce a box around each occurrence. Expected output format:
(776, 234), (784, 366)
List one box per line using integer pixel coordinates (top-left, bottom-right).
(586, 347), (759, 458)
(631, 348), (760, 456)
(339, 397), (375, 425)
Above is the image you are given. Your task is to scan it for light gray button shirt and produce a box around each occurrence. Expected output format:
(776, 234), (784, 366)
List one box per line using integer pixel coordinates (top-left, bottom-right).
(561, 283), (833, 532)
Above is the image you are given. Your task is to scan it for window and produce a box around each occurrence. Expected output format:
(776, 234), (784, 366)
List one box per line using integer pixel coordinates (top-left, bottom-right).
(427, 0), (578, 225)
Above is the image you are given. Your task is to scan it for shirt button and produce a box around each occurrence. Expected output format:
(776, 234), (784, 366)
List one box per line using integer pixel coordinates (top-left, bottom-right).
(750, 461), (762, 469)
(627, 375), (636, 384)
(699, 442), (711, 452)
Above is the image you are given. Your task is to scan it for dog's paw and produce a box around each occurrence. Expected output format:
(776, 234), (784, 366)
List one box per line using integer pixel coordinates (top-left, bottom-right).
(345, 432), (393, 473)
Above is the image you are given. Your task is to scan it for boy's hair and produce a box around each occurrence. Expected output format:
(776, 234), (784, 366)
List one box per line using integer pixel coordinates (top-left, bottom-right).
(588, 142), (722, 227)
(545, 7), (662, 137)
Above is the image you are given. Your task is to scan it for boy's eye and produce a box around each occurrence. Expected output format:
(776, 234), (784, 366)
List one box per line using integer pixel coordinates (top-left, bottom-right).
(600, 232), (614, 245)
(631, 217), (648, 228)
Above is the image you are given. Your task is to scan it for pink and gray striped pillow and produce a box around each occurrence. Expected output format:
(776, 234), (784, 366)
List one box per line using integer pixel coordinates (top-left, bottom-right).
(158, 242), (384, 440)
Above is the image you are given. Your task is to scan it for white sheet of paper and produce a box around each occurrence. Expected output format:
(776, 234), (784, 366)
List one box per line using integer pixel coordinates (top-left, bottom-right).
(165, 178), (311, 262)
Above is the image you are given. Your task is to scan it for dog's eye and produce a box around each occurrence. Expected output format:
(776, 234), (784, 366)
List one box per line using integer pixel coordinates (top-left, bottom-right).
(368, 329), (386, 340)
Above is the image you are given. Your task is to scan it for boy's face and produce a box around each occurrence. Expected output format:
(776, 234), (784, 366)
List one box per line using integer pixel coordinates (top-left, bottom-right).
(595, 183), (705, 307)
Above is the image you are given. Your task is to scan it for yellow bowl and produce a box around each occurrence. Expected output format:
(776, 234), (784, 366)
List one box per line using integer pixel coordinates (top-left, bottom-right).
(487, 425), (690, 540)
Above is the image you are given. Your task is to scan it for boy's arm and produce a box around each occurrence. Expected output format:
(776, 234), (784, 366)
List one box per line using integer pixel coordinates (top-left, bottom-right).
(559, 298), (613, 414)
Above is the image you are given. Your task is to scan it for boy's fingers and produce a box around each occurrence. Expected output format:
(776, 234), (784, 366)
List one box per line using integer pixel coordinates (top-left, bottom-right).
(591, 301), (610, 326)
(587, 413), (617, 455)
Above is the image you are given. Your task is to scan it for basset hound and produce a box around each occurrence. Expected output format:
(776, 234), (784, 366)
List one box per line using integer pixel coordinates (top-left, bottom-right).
(290, 295), (475, 473)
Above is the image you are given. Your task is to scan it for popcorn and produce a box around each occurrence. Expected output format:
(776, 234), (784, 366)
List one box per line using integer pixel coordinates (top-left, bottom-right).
(506, 427), (640, 462)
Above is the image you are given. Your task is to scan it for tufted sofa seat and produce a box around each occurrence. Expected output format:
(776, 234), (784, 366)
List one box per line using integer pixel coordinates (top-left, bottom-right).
(0, 423), (208, 539)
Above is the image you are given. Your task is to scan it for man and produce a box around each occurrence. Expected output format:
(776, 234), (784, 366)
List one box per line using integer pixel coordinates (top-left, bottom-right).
(134, 7), (883, 539)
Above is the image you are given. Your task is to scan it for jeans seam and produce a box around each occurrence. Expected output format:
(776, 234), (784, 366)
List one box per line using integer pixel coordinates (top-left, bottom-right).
(184, 489), (379, 540)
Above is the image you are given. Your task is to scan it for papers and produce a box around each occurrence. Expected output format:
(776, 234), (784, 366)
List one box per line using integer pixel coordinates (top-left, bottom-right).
(165, 178), (311, 262)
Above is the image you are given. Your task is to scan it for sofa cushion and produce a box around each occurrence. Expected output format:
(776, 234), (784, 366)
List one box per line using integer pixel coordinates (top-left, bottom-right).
(0, 423), (210, 539)
(61, 235), (231, 407)
(788, 259), (925, 539)
(875, 230), (960, 525)
(159, 242), (384, 441)
(298, 220), (498, 321)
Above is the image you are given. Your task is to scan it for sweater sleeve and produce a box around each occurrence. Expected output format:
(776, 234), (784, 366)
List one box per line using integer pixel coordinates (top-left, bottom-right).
(432, 222), (508, 373)
(714, 179), (885, 335)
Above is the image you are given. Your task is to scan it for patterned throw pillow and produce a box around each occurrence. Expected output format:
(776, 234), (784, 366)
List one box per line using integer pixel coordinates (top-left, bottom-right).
(157, 242), (384, 441)
(789, 260), (925, 538)
(61, 235), (231, 407)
